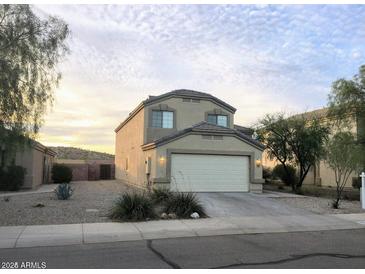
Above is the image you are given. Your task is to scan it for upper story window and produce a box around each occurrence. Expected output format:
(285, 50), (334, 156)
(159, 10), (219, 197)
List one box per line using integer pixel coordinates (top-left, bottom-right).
(152, 111), (174, 128)
(207, 114), (228, 127)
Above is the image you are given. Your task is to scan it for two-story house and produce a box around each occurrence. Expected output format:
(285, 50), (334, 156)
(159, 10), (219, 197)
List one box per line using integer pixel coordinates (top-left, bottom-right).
(115, 89), (265, 192)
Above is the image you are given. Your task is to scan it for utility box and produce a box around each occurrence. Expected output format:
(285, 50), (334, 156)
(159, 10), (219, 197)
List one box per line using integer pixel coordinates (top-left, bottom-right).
(145, 157), (151, 175)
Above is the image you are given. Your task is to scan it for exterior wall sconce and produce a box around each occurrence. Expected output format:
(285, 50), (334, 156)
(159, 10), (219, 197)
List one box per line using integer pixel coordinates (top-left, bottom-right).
(159, 156), (166, 165)
(255, 159), (262, 167)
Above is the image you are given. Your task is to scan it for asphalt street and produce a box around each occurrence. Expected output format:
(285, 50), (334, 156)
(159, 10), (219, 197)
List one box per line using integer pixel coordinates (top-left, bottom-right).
(0, 229), (364, 269)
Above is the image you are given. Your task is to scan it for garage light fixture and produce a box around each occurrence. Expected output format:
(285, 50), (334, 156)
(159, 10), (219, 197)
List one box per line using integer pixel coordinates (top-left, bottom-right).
(255, 159), (262, 167)
(159, 156), (166, 165)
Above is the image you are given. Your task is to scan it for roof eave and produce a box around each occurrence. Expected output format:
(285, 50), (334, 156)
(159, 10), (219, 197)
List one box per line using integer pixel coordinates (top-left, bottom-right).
(142, 129), (265, 151)
(114, 102), (145, 133)
(145, 93), (236, 113)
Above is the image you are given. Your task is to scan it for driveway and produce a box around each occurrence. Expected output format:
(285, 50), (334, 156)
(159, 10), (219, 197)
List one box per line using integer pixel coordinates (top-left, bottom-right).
(196, 192), (314, 217)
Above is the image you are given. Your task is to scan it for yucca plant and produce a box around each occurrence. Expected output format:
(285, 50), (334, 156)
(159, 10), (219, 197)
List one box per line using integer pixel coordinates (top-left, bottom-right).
(163, 192), (207, 218)
(109, 192), (156, 221)
(55, 183), (73, 200)
(150, 188), (173, 205)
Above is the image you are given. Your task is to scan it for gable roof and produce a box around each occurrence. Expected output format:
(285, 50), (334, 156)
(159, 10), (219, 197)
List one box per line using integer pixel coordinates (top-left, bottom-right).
(144, 89), (236, 112)
(141, 121), (265, 151)
(115, 89), (236, 132)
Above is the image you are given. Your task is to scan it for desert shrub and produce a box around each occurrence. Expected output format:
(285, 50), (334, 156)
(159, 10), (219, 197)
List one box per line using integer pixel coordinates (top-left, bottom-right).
(0, 168), (6, 190)
(352, 177), (361, 189)
(55, 183), (73, 200)
(150, 188), (173, 205)
(52, 164), (72, 183)
(163, 192), (206, 218)
(0, 166), (26, 191)
(263, 167), (272, 181)
(109, 192), (155, 221)
(272, 164), (297, 186)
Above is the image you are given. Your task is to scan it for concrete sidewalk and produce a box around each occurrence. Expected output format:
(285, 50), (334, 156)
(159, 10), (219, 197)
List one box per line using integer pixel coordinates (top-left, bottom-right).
(0, 184), (58, 197)
(1, 213), (365, 249)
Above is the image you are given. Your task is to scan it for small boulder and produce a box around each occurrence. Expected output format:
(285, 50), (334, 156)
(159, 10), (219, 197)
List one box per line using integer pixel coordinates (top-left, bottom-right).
(160, 212), (168, 219)
(168, 213), (177, 219)
(190, 212), (200, 219)
(33, 203), (45, 208)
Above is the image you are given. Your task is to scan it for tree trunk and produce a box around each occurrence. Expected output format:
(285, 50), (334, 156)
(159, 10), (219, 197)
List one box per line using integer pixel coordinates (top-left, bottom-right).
(333, 196), (340, 209)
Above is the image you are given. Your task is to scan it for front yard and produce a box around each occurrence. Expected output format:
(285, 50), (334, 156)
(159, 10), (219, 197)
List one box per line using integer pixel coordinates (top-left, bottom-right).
(264, 181), (360, 201)
(264, 181), (363, 214)
(0, 180), (138, 226)
(0, 180), (363, 227)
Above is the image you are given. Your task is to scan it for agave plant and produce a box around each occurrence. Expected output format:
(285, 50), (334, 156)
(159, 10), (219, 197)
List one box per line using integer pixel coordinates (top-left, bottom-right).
(109, 192), (156, 221)
(150, 187), (173, 205)
(163, 192), (206, 218)
(55, 183), (73, 200)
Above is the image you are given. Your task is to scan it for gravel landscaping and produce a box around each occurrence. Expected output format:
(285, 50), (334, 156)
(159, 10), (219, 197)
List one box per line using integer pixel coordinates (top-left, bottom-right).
(0, 180), (363, 227)
(271, 196), (364, 214)
(0, 180), (139, 226)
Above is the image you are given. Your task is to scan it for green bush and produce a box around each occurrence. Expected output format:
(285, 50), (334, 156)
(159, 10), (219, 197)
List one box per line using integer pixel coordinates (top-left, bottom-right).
(0, 166), (26, 191)
(272, 164), (297, 186)
(52, 164), (72, 183)
(163, 192), (207, 218)
(150, 188), (173, 205)
(109, 192), (156, 221)
(352, 177), (361, 189)
(55, 183), (73, 200)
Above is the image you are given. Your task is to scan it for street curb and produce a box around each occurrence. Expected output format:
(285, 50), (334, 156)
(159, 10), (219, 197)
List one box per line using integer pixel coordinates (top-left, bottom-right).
(0, 213), (364, 249)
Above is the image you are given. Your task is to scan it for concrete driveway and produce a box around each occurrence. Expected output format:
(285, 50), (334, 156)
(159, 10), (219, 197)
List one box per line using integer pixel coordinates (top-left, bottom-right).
(196, 192), (314, 217)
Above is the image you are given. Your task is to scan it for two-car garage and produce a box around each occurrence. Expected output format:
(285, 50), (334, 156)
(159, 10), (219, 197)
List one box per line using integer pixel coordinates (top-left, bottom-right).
(170, 154), (250, 192)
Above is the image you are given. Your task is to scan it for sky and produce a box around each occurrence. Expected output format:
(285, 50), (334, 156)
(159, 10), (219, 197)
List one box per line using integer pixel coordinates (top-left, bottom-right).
(35, 4), (365, 154)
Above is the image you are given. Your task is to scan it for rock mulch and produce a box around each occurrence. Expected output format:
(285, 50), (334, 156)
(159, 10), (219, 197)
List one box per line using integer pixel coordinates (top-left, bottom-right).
(272, 196), (364, 214)
(0, 180), (138, 226)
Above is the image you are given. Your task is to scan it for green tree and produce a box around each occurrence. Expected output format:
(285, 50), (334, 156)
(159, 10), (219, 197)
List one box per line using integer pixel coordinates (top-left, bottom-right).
(256, 113), (293, 187)
(257, 113), (329, 193)
(328, 65), (365, 127)
(327, 64), (365, 171)
(326, 132), (363, 208)
(0, 4), (69, 165)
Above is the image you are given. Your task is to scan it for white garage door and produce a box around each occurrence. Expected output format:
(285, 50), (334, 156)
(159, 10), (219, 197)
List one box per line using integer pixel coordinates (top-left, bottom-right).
(170, 154), (249, 192)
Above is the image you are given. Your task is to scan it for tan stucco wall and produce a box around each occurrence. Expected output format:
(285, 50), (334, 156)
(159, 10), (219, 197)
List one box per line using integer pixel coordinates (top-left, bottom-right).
(14, 146), (54, 189)
(115, 108), (147, 188)
(152, 134), (263, 190)
(32, 149), (45, 189)
(15, 147), (34, 189)
(317, 160), (358, 187)
(145, 97), (234, 142)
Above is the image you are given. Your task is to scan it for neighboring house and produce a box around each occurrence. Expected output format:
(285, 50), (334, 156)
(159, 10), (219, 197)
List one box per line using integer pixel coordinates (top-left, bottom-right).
(0, 140), (56, 189)
(262, 107), (364, 188)
(115, 89), (265, 192)
(51, 146), (115, 181)
(55, 159), (115, 181)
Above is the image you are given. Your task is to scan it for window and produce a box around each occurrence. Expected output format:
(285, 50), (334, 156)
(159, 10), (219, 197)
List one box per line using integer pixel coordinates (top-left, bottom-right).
(207, 114), (228, 127)
(125, 158), (129, 171)
(152, 111), (174, 128)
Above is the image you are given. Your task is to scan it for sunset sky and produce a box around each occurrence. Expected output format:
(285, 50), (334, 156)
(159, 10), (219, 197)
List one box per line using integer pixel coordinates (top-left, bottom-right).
(35, 4), (365, 154)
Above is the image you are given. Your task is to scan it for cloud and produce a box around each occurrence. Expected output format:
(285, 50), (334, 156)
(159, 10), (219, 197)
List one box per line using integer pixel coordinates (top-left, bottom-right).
(34, 4), (365, 153)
